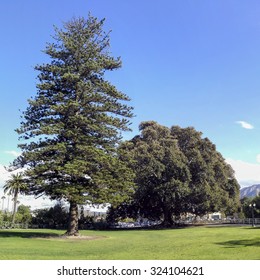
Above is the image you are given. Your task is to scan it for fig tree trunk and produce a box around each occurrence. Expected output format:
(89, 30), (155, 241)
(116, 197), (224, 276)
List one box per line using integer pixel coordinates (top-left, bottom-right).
(162, 207), (174, 227)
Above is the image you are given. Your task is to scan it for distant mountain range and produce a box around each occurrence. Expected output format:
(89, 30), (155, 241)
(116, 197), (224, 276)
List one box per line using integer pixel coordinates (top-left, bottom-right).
(240, 184), (260, 198)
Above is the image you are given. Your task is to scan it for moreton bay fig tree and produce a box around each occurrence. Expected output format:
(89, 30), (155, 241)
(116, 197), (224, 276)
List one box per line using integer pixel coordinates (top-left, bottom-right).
(15, 15), (135, 235)
(110, 122), (240, 226)
(118, 121), (191, 226)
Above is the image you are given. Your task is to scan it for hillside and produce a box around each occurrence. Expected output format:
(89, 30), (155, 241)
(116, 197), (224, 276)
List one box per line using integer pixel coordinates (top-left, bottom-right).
(240, 184), (260, 198)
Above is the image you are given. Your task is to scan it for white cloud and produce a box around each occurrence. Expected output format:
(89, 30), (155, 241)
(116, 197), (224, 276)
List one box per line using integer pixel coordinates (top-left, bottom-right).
(4, 150), (21, 157)
(236, 121), (254, 129)
(226, 158), (260, 187)
(18, 195), (55, 210)
(0, 164), (10, 186)
(256, 154), (260, 163)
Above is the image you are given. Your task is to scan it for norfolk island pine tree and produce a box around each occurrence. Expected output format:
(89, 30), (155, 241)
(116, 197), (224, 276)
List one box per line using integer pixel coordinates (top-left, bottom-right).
(13, 15), (135, 236)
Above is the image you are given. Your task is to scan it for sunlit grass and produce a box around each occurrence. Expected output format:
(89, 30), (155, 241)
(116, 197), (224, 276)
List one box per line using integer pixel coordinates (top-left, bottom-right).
(0, 226), (259, 260)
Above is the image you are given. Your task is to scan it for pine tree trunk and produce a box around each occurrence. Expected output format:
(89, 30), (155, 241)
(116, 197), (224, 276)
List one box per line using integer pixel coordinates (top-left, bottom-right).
(65, 201), (79, 236)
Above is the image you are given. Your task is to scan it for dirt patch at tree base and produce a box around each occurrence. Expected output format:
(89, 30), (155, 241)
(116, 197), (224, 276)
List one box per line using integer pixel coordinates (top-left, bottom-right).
(32, 234), (106, 241)
(60, 235), (106, 241)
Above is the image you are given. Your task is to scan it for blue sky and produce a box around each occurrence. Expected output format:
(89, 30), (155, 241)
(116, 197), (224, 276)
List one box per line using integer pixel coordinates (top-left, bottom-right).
(1, 0), (260, 195)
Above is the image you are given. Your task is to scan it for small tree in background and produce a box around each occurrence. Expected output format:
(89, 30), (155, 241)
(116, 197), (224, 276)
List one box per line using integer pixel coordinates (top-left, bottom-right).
(15, 205), (32, 225)
(241, 196), (260, 218)
(3, 173), (27, 224)
(32, 203), (68, 228)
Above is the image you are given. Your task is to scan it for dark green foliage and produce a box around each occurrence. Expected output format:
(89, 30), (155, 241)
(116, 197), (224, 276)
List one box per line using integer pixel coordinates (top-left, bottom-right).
(32, 203), (68, 229)
(15, 205), (32, 224)
(171, 126), (241, 216)
(15, 15), (135, 235)
(117, 121), (191, 226)
(240, 196), (260, 218)
(106, 202), (139, 224)
(78, 214), (94, 229)
(111, 121), (240, 226)
(0, 205), (32, 228)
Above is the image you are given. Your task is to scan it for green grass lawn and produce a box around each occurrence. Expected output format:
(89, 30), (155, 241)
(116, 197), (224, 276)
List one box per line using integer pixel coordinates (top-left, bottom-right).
(0, 225), (259, 260)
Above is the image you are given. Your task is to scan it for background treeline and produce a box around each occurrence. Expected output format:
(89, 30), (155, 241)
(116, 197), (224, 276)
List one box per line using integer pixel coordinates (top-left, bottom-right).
(1, 194), (260, 229)
(0, 203), (107, 229)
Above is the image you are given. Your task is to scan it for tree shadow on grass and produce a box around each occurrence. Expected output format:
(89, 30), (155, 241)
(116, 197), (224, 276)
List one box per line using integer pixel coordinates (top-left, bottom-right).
(105, 225), (186, 232)
(0, 230), (61, 239)
(244, 226), (260, 230)
(205, 224), (260, 230)
(213, 227), (260, 249)
(216, 238), (260, 248)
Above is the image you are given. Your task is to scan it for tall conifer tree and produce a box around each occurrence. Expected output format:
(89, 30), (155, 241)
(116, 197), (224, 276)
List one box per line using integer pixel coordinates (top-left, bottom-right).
(16, 15), (135, 235)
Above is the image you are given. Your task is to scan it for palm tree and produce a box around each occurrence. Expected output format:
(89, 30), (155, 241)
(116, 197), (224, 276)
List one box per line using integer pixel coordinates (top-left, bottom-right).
(3, 173), (27, 224)
(1, 196), (6, 211)
(7, 194), (11, 212)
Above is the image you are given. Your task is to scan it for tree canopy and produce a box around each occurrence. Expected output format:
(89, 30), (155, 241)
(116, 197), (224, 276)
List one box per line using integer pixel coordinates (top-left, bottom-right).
(14, 15), (135, 235)
(171, 126), (240, 217)
(109, 121), (240, 226)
